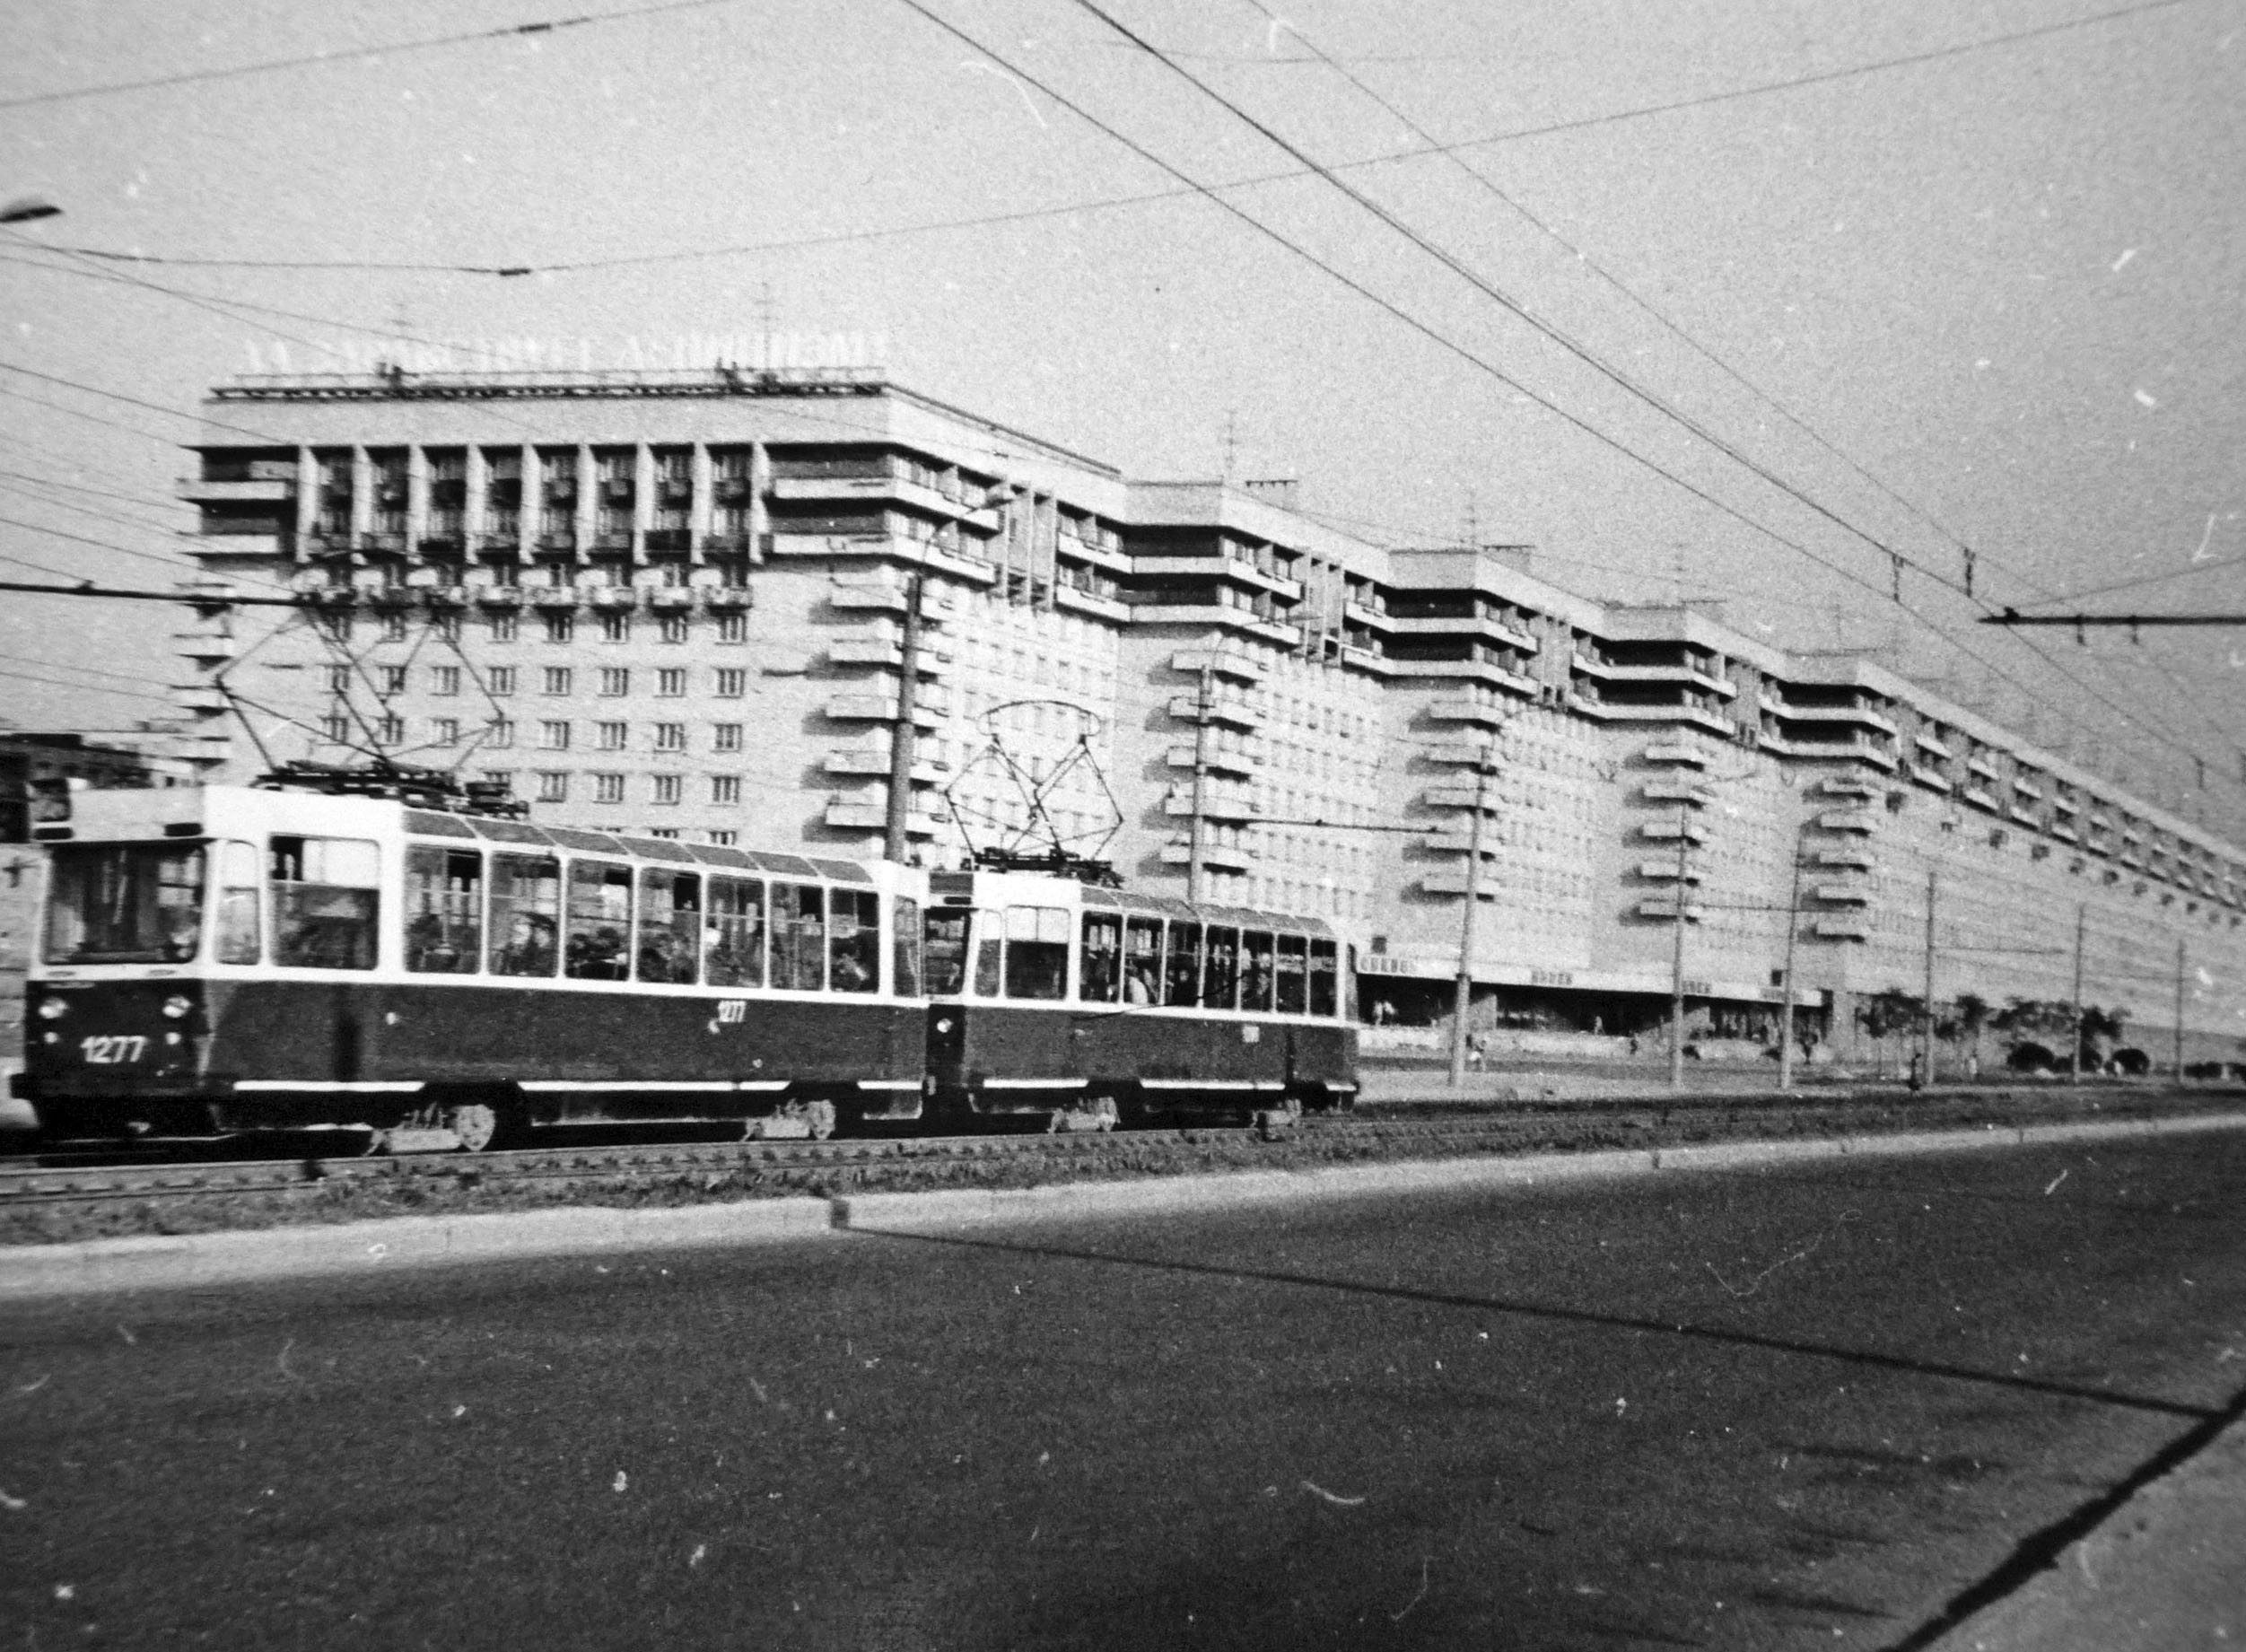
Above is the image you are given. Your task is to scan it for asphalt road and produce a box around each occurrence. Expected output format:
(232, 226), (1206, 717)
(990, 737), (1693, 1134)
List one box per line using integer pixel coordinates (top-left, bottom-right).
(5, 1134), (2244, 1650)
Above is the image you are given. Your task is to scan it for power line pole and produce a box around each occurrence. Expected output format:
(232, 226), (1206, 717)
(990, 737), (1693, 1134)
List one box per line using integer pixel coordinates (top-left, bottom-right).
(1668, 799), (1692, 1090)
(2173, 939), (2188, 1079)
(882, 571), (923, 864)
(2069, 903), (2086, 1085)
(1449, 755), (1496, 1088)
(1919, 870), (1939, 1084)
(1777, 835), (1805, 1091)
(1186, 657), (1214, 905)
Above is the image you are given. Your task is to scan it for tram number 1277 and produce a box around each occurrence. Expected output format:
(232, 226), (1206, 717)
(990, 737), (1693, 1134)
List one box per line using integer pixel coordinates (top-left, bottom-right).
(80, 1036), (149, 1065)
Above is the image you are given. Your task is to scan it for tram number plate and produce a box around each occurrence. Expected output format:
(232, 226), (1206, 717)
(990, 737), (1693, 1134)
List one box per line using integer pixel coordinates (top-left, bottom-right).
(714, 1000), (748, 1024)
(81, 1035), (148, 1064)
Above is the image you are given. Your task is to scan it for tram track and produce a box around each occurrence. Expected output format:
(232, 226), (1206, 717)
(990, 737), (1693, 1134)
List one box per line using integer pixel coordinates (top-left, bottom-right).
(4, 1081), (2226, 1221)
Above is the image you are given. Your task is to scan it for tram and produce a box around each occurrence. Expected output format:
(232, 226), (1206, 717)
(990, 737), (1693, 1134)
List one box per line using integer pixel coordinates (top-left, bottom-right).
(13, 777), (1356, 1150)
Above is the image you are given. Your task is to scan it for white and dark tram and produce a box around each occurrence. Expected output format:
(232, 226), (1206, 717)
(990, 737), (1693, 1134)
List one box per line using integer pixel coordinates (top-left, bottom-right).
(15, 778), (1357, 1150)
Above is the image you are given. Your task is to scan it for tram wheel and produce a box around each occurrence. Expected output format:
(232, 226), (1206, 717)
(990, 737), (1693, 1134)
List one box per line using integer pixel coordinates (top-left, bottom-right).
(443, 1102), (522, 1153)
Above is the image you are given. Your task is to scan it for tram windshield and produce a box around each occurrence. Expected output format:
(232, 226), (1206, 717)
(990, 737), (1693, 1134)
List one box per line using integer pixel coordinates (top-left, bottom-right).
(42, 843), (206, 965)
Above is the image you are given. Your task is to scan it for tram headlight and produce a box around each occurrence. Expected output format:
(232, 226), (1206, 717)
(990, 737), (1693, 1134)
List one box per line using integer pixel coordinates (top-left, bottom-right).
(35, 997), (67, 1020)
(162, 994), (192, 1019)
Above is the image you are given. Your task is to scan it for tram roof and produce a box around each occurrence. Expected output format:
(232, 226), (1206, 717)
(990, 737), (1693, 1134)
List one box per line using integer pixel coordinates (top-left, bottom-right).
(404, 809), (874, 884)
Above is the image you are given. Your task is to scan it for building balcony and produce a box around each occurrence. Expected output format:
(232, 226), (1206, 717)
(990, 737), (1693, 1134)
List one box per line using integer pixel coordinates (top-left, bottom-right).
(1170, 648), (1264, 685)
(1635, 896), (1707, 922)
(177, 476), (293, 503)
(1571, 695), (1735, 735)
(1387, 657), (1539, 696)
(1913, 732), (1953, 760)
(1416, 871), (1500, 897)
(1421, 783), (1499, 810)
(2012, 776), (2045, 800)
(1129, 603), (1300, 647)
(1760, 696), (1897, 737)
(171, 683), (231, 712)
(1427, 696), (1513, 729)
(1053, 586), (1130, 623)
(1165, 788), (1260, 823)
(1169, 693), (1260, 730)
(1424, 740), (1495, 767)
(823, 800), (941, 835)
(1642, 780), (1711, 806)
(1640, 819), (1709, 845)
(1817, 773), (1880, 798)
(1812, 882), (1873, 905)
(1815, 847), (1876, 870)
(529, 587), (581, 609)
(825, 694), (945, 730)
(1962, 787), (2001, 813)
(645, 585), (695, 610)
(1813, 917), (1872, 941)
(829, 635), (953, 676)
(1057, 535), (1131, 575)
(700, 584), (754, 610)
(1133, 555), (1302, 600)
(1909, 764), (1953, 793)
(474, 586), (526, 607)
(827, 579), (960, 619)
(1394, 615), (1538, 653)
(768, 472), (1002, 531)
(1576, 655), (1732, 695)
(2051, 823), (2080, 843)
(1641, 742), (1710, 767)
(1636, 859), (1703, 883)
(2008, 806), (2043, 828)
(1341, 599), (1393, 632)
(1966, 755), (2001, 782)
(1338, 644), (1392, 677)
(822, 747), (950, 783)
(1159, 840), (1258, 874)
(173, 630), (236, 661)
(1762, 731), (1899, 770)
(1166, 744), (1258, 779)
(1813, 809), (1879, 833)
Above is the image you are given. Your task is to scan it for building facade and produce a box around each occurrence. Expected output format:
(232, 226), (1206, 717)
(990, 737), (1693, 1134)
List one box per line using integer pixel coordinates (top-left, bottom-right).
(170, 367), (2246, 1067)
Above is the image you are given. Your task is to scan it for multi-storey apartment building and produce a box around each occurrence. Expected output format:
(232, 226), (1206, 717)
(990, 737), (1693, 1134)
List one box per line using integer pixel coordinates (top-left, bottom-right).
(170, 367), (2246, 1066)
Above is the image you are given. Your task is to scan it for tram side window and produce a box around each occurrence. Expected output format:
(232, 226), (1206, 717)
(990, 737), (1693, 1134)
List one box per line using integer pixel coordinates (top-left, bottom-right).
(215, 840), (262, 965)
(1162, 921), (1202, 1008)
(1202, 926), (1241, 1011)
(829, 888), (879, 993)
(636, 868), (701, 984)
(1079, 913), (1122, 1003)
(974, 917), (1002, 998)
(704, 877), (765, 988)
(564, 859), (633, 981)
(770, 882), (826, 991)
(490, 853), (561, 976)
(1003, 907), (1069, 1001)
(270, 836), (380, 971)
(1240, 931), (1276, 1012)
(1275, 934), (1309, 1015)
(1123, 916), (1162, 1006)
(42, 843), (205, 966)
(405, 845), (484, 974)
(1308, 939), (1339, 1018)
(923, 908), (970, 995)
(891, 896), (922, 998)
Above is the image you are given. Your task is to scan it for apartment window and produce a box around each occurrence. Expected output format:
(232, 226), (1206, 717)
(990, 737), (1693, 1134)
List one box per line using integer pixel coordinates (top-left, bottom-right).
(542, 667), (572, 696)
(710, 774), (741, 805)
(706, 829), (738, 846)
(319, 714), (350, 743)
(431, 717), (461, 747)
(600, 612), (631, 643)
(431, 666), (461, 696)
(654, 723), (686, 753)
(713, 668), (747, 698)
(712, 723), (742, 753)
(381, 615), (408, 643)
(380, 666), (408, 695)
(489, 613), (519, 643)
(535, 771), (569, 803)
(659, 616), (688, 644)
(598, 721), (628, 751)
(324, 665), (351, 695)
(487, 666), (517, 697)
(543, 613), (573, 643)
(647, 827), (681, 840)
(485, 718), (515, 748)
(716, 614), (748, 644)
(651, 774), (683, 806)
(538, 720), (571, 751)
(599, 667), (630, 697)
(656, 668), (686, 697)
(593, 773), (625, 805)
(377, 714), (406, 745)
(431, 614), (461, 643)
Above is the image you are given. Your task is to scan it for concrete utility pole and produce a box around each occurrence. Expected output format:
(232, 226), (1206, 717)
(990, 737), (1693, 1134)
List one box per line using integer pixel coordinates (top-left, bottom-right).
(2069, 904), (2086, 1085)
(1448, 756), (1496, 1088)
(2173, 940), (2188, 1079)
(1667, 799), (1692, 1090)
(1919, 870), (1939, 1084)
(1777, 840), (1806, 1091)
(882, 572), (923, 864)
(1185, 658), (1214, 905)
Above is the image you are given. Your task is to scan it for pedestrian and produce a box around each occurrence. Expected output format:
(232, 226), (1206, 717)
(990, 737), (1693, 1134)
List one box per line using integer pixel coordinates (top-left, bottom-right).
(1907, 1051), (1926, 1093)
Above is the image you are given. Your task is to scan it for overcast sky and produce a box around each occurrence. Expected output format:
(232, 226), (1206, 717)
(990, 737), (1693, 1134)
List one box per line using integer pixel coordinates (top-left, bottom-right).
(3, 0), (2242, 834)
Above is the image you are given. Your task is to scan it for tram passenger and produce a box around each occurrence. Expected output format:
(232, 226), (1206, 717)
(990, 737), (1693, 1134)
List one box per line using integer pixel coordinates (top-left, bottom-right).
(495, 912), (557, 976)
(1081, 936), (1119, 1001)
(830, 948), (871, 992)
(1124, 966), (1156, 1005)
(567, 925), (629, 980)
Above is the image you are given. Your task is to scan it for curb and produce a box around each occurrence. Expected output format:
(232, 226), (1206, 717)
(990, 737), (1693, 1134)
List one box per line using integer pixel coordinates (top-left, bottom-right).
(7, 1110), (2244, 1301)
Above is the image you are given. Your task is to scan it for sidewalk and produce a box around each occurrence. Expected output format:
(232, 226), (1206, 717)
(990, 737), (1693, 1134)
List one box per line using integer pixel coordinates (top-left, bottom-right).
(1927, 1412), (2246, 1649)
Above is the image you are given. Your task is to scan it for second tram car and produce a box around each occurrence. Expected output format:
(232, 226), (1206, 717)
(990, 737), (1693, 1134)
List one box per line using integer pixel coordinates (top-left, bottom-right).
(15, 782), (1357, 1149)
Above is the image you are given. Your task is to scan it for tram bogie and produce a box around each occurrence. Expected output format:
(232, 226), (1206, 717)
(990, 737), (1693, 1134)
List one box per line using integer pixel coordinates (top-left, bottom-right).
(14, 783), (1357, 1150)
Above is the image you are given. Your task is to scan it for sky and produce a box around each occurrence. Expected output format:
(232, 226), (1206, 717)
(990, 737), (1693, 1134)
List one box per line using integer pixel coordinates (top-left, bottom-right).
(2, 0), (2242, 835)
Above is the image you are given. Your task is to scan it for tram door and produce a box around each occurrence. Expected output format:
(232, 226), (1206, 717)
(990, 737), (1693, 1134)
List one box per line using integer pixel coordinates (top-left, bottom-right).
(922, 904), (973, 1094)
